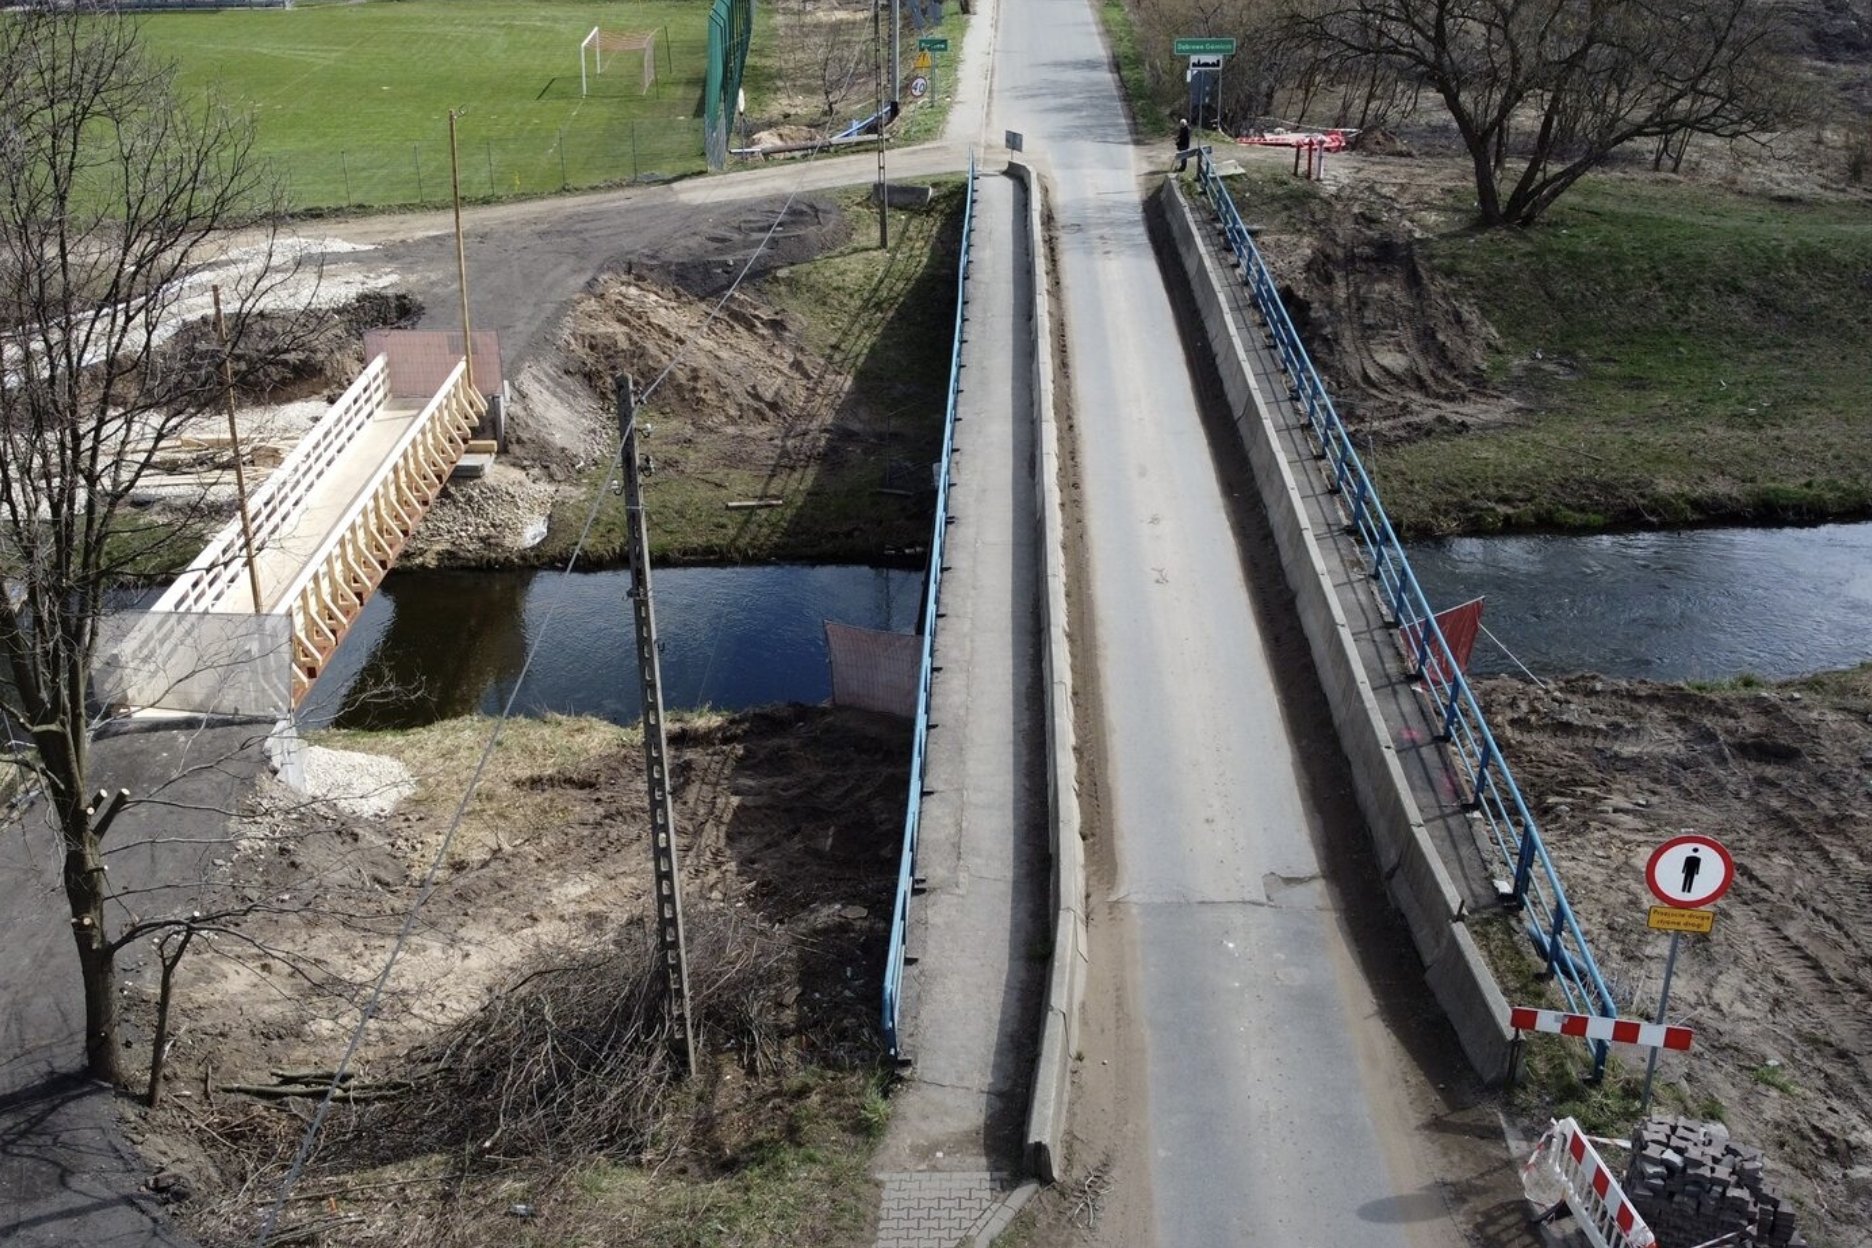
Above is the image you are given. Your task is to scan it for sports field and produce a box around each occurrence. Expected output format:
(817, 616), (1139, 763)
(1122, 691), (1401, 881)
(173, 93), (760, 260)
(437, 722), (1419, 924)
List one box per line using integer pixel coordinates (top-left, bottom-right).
(135, 0), (716, 209)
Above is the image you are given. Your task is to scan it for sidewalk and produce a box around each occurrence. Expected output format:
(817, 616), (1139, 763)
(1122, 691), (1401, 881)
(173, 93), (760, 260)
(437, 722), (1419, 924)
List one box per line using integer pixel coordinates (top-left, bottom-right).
(0, 725), (268, 1248)
(871, 168), (1047, 1247)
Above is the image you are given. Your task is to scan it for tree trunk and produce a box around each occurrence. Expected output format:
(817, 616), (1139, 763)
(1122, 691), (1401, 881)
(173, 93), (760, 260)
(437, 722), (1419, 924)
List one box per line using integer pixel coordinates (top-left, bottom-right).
(59, 802), (121, 1084)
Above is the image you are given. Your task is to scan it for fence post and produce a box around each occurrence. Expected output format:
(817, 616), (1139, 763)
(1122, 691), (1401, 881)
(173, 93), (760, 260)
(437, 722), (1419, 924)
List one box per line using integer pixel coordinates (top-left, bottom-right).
(486, 138), (495, 196)
(340, 150), (352, 205)
(413, 145), (424, 201)
(632, 121), (640, 180)
(558, 128), (568, 189)
(1512, 822), (1537, 903)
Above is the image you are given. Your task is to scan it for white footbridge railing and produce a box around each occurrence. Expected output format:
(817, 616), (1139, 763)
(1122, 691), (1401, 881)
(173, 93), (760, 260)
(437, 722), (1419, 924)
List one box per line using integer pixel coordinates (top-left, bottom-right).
(100, 353), (482, 714)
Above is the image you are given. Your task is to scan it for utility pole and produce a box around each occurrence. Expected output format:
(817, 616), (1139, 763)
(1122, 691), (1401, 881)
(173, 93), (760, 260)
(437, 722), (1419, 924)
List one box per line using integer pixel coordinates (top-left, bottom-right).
(449, 108), (476, 393)
(889, 0), (901, 108)
(874, 0), (889, 249)
(617, 377), (697, 1078)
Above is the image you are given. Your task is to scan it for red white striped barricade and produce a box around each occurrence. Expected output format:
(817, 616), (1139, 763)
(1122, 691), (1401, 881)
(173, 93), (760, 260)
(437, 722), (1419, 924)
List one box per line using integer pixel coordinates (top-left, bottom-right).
(1523, 1117), (1656, 1248)
(1510, 1006), (1694, 1052)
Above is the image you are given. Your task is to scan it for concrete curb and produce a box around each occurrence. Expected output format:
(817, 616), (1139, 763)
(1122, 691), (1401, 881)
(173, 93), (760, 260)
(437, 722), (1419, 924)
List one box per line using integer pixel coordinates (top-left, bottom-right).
(1009, 157), (1085, 1182)
(1159, 178), (1517, 1083)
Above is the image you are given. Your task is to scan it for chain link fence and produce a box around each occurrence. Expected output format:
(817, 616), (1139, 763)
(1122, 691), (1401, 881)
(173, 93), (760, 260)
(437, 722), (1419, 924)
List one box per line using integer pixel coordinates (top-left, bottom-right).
(272, 119), (706, 212)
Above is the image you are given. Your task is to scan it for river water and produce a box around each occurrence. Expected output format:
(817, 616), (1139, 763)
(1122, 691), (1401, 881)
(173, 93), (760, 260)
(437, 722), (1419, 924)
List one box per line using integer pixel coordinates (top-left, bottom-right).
(298, 565), (923, 729)
(1406, 520), (1872, 682)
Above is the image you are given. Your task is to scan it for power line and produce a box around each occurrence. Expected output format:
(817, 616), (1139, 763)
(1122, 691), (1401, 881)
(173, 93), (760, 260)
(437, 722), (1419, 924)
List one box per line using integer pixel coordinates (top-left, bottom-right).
(251, 127), (880, 1245)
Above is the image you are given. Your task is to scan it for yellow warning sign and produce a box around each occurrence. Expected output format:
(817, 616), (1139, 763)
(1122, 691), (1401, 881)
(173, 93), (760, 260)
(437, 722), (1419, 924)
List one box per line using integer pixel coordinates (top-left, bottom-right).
(912, 49), (933, 74)
(1647, 905), (1715, 934)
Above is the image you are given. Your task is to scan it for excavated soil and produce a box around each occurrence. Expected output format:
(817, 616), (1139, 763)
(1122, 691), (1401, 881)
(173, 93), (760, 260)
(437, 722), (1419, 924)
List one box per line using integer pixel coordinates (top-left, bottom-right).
(125, 705), (906, 1247)
(1480, 669), (1872, 1246)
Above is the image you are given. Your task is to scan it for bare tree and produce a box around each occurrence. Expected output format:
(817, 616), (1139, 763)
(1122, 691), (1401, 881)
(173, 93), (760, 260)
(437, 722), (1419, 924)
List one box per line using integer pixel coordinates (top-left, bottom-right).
(1282, 0), (1799, 224)
(0, 9), (294, 1082)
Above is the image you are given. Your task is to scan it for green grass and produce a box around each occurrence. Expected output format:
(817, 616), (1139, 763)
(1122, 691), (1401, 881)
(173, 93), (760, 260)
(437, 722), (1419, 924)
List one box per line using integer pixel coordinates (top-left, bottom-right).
(1097, 0), (1157, 134)
(134, 1), (713, 210)
(1374, 176), (1872, 534)
(552, 1068), (886, 1248)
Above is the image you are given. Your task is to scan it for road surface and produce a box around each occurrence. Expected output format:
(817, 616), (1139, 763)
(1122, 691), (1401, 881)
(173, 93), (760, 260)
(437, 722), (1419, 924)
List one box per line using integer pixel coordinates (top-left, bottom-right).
(988, 1), (1479, 1242)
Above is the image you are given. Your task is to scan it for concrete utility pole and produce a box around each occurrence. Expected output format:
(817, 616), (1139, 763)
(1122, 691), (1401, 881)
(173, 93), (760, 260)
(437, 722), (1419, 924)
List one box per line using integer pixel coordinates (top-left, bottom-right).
(890, 0), (901, 108)
(617, 376), (697, 1078)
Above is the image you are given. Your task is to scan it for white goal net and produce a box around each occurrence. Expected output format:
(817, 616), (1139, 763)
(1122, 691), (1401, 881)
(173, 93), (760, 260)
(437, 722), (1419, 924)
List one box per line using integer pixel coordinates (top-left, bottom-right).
(580, 27), (658, 97)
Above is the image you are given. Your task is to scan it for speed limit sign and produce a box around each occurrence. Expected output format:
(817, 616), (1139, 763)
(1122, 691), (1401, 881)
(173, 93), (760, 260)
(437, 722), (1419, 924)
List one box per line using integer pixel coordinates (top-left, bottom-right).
(909, 75), (930, 99)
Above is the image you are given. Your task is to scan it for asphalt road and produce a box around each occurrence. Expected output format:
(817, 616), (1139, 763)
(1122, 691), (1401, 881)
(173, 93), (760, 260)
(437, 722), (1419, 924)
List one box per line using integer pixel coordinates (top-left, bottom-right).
(989, 3), (1475, 1243)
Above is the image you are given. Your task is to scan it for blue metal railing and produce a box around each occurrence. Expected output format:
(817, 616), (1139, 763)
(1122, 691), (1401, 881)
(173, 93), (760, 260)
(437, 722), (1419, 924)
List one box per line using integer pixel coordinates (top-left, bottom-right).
(1191, 153), (1618, 1064)
(883, 156), (976, 1058)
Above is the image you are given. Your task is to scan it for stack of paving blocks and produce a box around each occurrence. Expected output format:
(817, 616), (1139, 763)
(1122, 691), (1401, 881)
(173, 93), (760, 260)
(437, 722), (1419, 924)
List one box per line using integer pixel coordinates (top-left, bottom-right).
(1623, 1116), (1805, 1247)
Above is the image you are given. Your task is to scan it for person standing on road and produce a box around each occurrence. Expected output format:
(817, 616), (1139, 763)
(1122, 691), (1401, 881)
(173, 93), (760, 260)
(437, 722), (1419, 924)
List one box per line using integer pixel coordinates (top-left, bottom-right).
(1174, 117), (1191, 173)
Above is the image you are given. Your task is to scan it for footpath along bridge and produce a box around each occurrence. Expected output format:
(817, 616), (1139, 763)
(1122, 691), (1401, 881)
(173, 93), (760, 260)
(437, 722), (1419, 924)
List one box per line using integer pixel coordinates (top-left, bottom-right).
(98, 339), (490, 717)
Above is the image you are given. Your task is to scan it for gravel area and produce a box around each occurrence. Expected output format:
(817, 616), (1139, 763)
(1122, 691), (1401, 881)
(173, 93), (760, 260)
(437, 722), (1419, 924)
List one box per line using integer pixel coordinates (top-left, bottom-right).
(299, 743), (415, 819)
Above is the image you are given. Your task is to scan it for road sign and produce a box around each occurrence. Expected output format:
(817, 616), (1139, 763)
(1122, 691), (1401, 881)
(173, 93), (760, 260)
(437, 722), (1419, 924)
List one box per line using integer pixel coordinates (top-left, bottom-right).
(1188, 54), (1224, 70)
(909, 75), (930, 99)
(1647, 905), (1715, 934)
(912, 49), (933, 73)
(1173, 36), (1237, 56)
(1645, 833), (1734, 909)
(918, 36), (949, 52)
(1509, 1006), (1695, 1052)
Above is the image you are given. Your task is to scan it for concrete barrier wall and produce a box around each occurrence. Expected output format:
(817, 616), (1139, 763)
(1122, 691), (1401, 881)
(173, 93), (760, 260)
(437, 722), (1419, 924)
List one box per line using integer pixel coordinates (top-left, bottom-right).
(1158, 179), (1515, 1083)
(1012, 159), (1087, 1181)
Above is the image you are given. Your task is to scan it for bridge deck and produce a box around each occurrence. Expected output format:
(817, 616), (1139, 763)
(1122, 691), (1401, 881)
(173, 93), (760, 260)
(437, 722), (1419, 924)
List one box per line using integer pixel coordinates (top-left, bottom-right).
(237, 400), (429, 614)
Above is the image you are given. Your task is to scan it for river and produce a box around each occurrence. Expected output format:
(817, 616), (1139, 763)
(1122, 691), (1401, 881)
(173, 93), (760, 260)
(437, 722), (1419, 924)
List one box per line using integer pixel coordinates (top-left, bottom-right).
(298, 564), (923, 729)
(1406, 520), (1872, 682)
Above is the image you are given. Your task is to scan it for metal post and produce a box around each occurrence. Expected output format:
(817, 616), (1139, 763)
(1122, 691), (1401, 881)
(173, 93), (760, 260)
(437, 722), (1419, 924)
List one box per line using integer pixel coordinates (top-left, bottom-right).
(485, 138), (495, 195)
(874, 0), (889, 250)
(890, 0), (900, 107)
(212, 285), (264, 616)
(449, 109), (476, 395)
(618, 377), (698, 1079)
(340, 150), (352, 205)
(1638, 930), (1682, 1117)
(414, 144), (424, 200)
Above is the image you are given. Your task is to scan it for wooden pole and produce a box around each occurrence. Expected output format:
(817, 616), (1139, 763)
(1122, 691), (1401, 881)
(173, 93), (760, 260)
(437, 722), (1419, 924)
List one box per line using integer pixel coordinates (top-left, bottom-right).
(213, 285), (265, 615)
(449, 109), (476, 394)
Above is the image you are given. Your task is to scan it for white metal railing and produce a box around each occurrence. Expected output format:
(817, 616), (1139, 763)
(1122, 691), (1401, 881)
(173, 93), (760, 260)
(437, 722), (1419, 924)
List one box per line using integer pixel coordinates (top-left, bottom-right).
(150, 355), (393, 615)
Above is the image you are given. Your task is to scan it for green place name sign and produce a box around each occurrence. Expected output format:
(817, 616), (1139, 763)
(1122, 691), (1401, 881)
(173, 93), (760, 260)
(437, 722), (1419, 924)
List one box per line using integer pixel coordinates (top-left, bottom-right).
(918, 36), (950, 52)
(1173, 36), (1237, 56)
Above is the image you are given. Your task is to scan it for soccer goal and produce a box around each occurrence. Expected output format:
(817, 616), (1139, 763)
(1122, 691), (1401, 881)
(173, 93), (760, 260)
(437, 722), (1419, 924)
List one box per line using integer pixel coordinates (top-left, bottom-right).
(580, 27), (658, 97)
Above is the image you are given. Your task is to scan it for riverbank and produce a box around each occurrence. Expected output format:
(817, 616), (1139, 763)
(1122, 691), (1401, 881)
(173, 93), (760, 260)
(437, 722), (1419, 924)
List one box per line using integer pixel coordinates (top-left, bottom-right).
(126, 705), (906, 1248)
(1221, 153), (1872, 538)
(1473, 665), (1872, 1248)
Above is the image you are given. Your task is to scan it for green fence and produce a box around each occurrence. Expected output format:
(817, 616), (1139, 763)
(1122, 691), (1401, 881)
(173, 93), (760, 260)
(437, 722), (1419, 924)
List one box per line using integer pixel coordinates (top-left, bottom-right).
(270, 120), (707, 212)
(704, 0), (755, 170)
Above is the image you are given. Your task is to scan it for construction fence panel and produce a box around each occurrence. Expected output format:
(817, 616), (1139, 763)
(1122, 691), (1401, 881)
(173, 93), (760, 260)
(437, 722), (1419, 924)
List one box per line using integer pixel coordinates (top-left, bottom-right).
(825, 621), (920, 718)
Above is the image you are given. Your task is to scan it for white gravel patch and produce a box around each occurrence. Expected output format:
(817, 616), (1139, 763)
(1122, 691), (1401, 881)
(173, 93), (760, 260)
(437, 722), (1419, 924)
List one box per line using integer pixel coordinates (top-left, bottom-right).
(300, 744), (415, 820)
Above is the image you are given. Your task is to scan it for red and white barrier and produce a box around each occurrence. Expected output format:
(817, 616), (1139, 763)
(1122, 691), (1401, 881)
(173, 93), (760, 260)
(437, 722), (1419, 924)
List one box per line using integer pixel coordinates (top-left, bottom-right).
(1510, 1006), (1694, 1053)
(1235, 128), (1354, 152)
(1523, 1117), (1656, 1248)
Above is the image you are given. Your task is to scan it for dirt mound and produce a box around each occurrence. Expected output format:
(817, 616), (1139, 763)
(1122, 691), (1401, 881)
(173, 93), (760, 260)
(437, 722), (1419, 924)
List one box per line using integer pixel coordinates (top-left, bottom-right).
(1480, 669), (1872, 1245)
(164, 291), (422, 404)
(1350, 127), (1415, 157)
(1267, 195), (1507, 441)
(565, 274), (856, 472)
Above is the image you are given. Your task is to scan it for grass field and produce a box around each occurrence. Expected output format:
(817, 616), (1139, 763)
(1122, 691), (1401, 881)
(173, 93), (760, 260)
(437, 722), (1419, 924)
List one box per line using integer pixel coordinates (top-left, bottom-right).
(1227, 164), (1872, 534)
(1391, 177), (1872, 532)
(134, 0), (715, 209)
